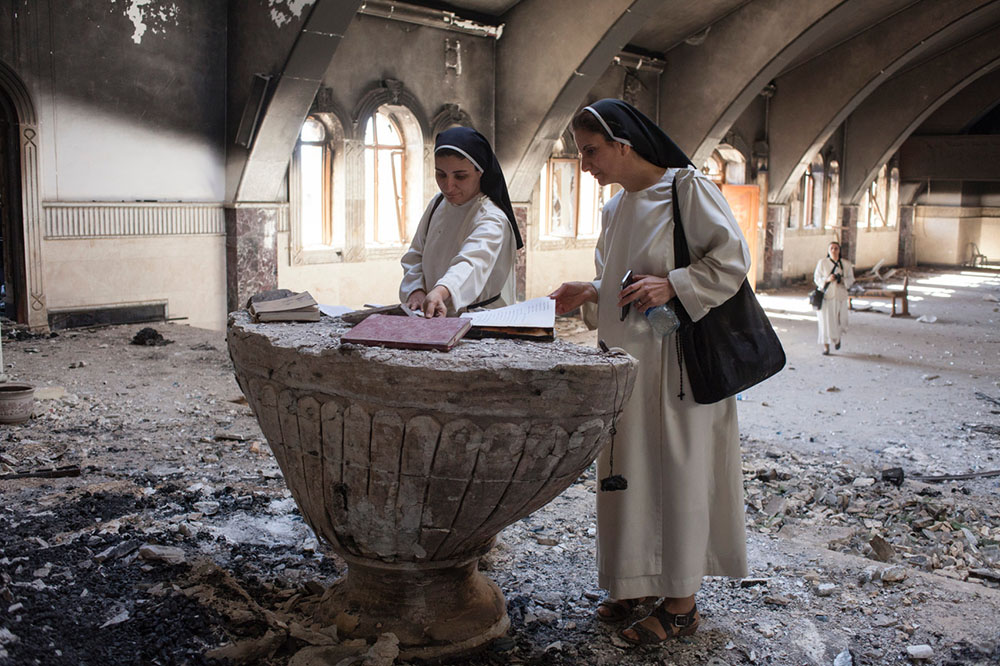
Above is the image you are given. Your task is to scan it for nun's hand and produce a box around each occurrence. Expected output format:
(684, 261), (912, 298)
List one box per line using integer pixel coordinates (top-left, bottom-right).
(423, 286), (450, 318)
(406, 289), (426, 312)
(548, 282), (597, 315)
(617, 275), (675, 312)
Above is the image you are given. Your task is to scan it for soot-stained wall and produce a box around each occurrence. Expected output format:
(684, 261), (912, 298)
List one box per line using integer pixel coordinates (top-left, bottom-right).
(326, 14), (496, 140)
(1, 0), (226, 201)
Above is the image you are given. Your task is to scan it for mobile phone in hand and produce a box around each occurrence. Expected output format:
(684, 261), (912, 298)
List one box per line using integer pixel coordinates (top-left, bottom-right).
(620, 269), (634, 321)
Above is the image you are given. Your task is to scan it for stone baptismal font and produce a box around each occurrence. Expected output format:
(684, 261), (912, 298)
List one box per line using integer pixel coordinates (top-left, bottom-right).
(227, 311), (637, 660)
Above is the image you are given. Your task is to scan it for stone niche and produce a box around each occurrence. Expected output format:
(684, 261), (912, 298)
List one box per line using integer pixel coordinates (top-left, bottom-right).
(227, 311), (637, 660)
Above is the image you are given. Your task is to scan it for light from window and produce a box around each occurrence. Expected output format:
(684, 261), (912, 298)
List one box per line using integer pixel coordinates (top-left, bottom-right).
(540, 158), (610, 239)
(801, 167), (815, 228)
(296, 116), (336, 249)
(548, 159), (578, 237)
(299, 144), (324, 247)
(364, 112), (406, 245)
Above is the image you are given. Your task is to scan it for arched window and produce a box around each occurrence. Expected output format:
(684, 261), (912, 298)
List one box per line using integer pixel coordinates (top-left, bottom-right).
(865, 164), (889, 228)
(364, 110), (407, 245)
(540, 138), (614, 240)
(291, 115), (345, 259)
(702, 153), (724, 184)
(296, 117), (331, 247)
(800, 166), (815, 228)
(825, 160), (840, 229)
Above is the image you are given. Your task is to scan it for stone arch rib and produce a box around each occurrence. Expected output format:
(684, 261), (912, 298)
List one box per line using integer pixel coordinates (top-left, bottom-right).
(236, 0), (363, 202)
(350, 79), (430, 142)
(840, 30), (1000, 205)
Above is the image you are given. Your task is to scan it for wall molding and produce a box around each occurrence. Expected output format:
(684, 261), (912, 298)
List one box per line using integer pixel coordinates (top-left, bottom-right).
(43, 202), (288, 238)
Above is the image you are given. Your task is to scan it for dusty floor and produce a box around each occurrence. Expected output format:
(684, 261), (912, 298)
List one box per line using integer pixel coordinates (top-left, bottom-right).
(1, 267), (999, 665)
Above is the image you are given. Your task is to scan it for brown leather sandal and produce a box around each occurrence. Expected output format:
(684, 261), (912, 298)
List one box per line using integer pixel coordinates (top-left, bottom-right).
(619, 603), (699, 645)
(595, 596), (654, 623)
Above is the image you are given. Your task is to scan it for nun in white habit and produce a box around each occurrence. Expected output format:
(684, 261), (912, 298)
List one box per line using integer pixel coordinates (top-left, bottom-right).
(813, 240), (855, 355)
(550, 99), (750, 646)
(399, 126), (522, 318)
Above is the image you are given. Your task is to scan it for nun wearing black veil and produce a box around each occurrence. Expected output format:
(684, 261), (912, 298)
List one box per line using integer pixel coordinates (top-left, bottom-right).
(550, 99), (751, 645)
(399, 126), (523, 318)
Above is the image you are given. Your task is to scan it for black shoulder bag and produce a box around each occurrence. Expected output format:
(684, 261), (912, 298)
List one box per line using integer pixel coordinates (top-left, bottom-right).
(808, 257), (840, 310)
(671, 177), (786, 404)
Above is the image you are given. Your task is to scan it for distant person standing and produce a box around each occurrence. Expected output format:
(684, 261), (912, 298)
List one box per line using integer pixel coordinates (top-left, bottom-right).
(814, 240), (855, 355)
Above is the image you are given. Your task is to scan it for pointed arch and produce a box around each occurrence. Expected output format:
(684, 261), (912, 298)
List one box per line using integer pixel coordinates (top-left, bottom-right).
(0, 58), (46, 330)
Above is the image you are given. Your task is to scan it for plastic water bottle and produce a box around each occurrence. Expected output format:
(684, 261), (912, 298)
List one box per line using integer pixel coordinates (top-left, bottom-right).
(644, 303), (681, 336)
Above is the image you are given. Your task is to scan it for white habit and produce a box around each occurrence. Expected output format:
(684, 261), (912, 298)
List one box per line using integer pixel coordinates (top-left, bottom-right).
(589, 167), (750, 599)
(813, 256), (855, 345)
(399, 194), (515, 313)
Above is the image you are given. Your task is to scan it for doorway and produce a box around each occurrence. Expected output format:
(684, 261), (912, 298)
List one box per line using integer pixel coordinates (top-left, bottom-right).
(0, 88), (27, 324)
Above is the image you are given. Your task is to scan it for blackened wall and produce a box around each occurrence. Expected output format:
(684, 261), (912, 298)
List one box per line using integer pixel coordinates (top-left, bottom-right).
(0, 0), (226, 201)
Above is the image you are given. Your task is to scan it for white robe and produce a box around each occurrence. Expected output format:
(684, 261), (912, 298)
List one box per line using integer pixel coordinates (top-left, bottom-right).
(399, 194), (515, 313)
(813, 257), (855, 345)
(589, 167), (750, 599)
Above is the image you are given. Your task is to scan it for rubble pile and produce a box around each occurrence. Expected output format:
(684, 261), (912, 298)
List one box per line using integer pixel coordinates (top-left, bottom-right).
(744, 448), (1000, 587)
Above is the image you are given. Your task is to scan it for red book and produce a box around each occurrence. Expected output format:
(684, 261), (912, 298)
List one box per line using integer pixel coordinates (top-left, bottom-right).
(341, 314), (472, 352)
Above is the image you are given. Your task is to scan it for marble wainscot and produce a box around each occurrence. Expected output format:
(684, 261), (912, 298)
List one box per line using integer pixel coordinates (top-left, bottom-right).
(226, 310), (637, 660)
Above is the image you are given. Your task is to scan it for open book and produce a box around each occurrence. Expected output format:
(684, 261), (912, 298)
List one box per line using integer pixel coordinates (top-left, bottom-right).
(249, 291), (320, 322)
(461, 297), (555, 341)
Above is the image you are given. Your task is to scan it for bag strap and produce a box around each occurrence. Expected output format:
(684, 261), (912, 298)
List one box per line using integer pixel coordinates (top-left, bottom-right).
(426, 193), (501, 312)
(670, 174), (689, 400)
(672, 175), (691, 269)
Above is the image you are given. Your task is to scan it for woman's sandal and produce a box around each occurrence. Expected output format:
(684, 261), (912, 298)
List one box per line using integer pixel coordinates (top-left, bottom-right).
(595, 596), (654, 623)
(619, 603), (699, 645)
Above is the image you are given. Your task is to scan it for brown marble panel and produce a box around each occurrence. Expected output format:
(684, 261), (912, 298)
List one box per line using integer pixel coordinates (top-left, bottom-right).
(225, 205), (278, 312)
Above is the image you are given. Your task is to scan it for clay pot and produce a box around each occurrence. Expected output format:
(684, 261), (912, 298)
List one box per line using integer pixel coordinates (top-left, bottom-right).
(0, 383), (34, 424)
(227, 311), (636, 660)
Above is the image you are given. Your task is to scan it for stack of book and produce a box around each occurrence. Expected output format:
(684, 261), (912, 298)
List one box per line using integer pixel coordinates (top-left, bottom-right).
(249, 291), (320, 322)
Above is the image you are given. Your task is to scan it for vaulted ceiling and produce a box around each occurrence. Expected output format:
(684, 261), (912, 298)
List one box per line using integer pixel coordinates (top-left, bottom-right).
(237, 0), (1000, 206)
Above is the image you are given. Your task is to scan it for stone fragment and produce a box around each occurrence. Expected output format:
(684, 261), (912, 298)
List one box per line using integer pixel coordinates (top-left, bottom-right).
(870, 535), (895, 562)
(288, 622), (336, 646)
(193, 501), (220, 516)
(362, 633), (399, 666)
(138, 544), (186, 565)
(833, 649), (853, 666)
(333, 611), (360, 635)
(906, 644), (933, 659)
(880, 566), (907, 583)
(815, 583), (837, 596)
(207, 630), (284, 664)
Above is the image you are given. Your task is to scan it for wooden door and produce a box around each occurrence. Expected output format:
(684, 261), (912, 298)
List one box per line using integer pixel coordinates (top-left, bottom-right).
(721, 184), (760, 290)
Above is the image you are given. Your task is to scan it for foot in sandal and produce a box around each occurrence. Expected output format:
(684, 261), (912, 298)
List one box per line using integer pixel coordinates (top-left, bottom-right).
(595, 596), (655, 623)
(619, 600), (699, 645)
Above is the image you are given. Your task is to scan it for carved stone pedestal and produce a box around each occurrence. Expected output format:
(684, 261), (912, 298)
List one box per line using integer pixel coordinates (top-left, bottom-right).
(226, 311), (636, 660)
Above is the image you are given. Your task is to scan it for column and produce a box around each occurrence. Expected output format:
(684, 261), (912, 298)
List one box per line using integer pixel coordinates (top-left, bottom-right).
(840, 204), (859, 264)
(225, 204), (279, 313)
(762, 203), (787, 288)
(512, 203), (528, 301)
(897, 205), (916, 267)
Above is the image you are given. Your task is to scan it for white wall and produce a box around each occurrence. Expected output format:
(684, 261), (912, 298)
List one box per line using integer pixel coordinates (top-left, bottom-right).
(527, 247), (597, 300)
(276, 233), (403, 309)
(782, 230), (835, 281)
(43, 235), (228, 330)
(43, 99), (225, 201)
(854, 227), (899, 271)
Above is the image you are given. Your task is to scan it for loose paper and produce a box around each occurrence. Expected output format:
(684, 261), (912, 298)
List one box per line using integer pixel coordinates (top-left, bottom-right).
(460, 297), (555, 328)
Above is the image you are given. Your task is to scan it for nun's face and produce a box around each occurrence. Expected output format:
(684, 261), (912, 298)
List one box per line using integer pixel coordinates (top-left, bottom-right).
(828, 243), (841, 260)
(574, 128), (626, 187)
(435, 154), (482, 205)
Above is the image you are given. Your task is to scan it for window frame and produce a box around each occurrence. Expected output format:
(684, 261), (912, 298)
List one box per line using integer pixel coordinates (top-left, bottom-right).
(289, 115), (345, 265)
(364, 111), (408, 248)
